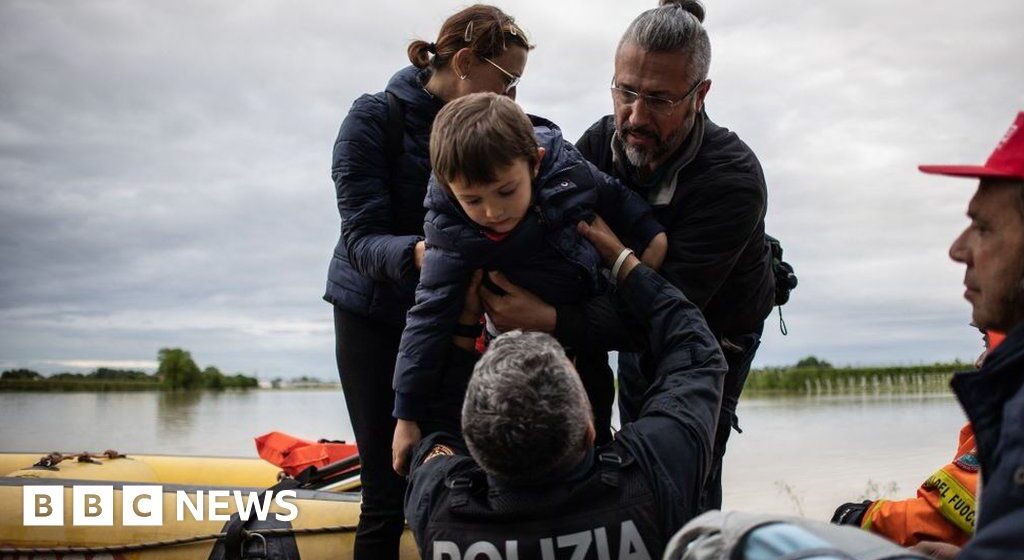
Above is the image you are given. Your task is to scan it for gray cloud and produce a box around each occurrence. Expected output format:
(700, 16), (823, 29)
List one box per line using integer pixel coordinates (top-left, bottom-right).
(1, 0), (1022, 377)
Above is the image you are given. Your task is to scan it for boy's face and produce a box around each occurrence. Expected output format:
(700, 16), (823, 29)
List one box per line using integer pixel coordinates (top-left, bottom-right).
(449, 148), (544, 234)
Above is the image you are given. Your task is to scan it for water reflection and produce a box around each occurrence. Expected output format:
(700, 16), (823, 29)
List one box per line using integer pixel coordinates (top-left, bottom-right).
(157, 390), (203, 433)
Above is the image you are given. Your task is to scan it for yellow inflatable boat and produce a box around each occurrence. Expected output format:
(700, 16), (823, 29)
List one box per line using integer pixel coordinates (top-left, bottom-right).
(0, 450), (419, 559)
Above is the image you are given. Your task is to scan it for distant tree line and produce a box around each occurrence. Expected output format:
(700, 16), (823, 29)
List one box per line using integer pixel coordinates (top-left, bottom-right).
(156, 348), (257, 390)
(745, 355), (969, 393)
(1, 348), (258, 391)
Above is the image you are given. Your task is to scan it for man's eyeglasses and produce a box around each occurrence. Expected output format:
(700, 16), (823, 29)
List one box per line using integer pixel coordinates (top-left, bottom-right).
(610, 78), (705, 116)
(483, 57), (521, 93)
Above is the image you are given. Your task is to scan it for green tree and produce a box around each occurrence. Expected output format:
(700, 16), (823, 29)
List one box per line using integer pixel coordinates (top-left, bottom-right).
(157, 348), (203, 390)
(1, 368), (42, 380)
(203, 366), (225, 390)
(795, 356), (833, 369)
(226, 374), (259, 389)
(90, 368), (152, 381)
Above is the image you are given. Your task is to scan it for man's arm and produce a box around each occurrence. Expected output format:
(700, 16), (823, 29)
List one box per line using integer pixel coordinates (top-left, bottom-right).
(575, 216), (725, 528)
(614, 265), (726, 524)
(481, 257), (646, 352)
(585, 160), (666, 267)
(404, 431), (473, 555)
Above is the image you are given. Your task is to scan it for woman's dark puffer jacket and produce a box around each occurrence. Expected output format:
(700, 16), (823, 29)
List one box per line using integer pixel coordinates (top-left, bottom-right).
(324, 66), (444, 326)
(392, 117), (664, 420)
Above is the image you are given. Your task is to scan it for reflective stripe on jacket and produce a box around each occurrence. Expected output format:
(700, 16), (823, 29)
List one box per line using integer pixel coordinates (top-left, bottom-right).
(861, 423), (979, 546)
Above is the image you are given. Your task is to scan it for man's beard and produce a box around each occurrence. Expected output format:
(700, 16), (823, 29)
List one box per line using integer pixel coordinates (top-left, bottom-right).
(988, 260), (1024, 333)
(620, 123), (689, 170)
(1006, 274), (1024, 331)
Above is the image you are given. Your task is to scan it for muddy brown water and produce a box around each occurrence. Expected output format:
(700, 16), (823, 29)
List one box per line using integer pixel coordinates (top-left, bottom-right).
(0, 390), (964, 520)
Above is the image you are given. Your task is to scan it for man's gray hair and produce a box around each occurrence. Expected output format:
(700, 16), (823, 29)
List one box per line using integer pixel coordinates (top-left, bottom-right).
(462, 330), (591, 483)
(619, 0), (711, 83)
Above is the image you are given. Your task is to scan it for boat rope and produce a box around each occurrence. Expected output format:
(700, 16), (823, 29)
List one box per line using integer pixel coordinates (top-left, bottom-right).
(0, 524), (357, 555)
(32, 449), (126, 469)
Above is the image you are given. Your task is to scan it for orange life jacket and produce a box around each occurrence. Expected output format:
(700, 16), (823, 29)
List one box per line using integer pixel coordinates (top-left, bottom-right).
(254, 431), (358, 477)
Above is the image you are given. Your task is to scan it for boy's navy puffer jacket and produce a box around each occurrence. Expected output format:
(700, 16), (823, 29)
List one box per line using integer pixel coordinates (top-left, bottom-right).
(392, 117), (664, 420)
(324, 66), (444, 326)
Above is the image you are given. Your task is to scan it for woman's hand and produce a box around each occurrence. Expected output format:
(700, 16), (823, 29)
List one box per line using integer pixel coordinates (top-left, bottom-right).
(480, 271), (557, 332)
(413, 241), (426, 270)
(392, 419), (422, 476)
(578, 216), (640, 283)
(641, 232), (667, 270)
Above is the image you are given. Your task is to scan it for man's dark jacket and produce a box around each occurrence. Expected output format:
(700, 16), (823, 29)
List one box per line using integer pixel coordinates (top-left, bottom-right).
(324, 66), (442, 325)
(392, 119), (662, 420)
(404, 266), (727, 558)
(953, 321), (1024, 560)
(569, 112), (774, 341)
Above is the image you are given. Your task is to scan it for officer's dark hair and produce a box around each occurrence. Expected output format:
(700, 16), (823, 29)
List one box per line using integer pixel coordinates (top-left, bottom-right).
(619, 0), (711, 83)
(408, 5), (531, 71)
(462, 331), (591, 483)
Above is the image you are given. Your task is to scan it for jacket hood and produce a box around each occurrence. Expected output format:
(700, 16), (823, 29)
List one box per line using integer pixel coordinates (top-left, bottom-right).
(424, 115), (579, 215)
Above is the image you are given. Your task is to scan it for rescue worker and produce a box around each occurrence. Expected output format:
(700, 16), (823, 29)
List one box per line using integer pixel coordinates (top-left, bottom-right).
(403, 216), (726, 559)
(830, 332), (1003, 547)
(911, 112), (1024, 559)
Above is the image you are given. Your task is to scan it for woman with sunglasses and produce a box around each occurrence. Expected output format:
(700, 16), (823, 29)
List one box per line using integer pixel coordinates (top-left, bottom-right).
(323, 5), (530, 559)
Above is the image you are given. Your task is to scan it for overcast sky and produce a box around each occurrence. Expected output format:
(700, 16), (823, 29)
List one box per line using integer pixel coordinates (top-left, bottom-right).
(1, 1), (1022, 378)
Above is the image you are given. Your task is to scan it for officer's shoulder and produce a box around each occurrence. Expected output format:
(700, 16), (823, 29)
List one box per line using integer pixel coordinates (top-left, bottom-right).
(422, 442), (458, 464)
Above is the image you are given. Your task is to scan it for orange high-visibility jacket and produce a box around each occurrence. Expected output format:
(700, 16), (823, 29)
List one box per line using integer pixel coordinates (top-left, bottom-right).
(860, 331), (1001, 547)
(862, 423), (978, 546)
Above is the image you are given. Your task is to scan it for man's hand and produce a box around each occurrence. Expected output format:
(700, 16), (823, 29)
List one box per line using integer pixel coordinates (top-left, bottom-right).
(480, 271), (557, 332)
(392, 418), (422, 476)
(414, 240), (426, 270)
(580, 215), (625, 263)
(830, 500), (871, 526)
(641, 232), (668, 270)
(578, 216), (639, 282)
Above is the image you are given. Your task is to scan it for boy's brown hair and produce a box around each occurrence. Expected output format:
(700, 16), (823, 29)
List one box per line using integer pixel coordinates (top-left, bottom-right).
(430, 92), (538, 190)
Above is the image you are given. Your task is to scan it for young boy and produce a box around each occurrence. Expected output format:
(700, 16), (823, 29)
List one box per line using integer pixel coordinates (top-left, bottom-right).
(392, 93), (667, 471)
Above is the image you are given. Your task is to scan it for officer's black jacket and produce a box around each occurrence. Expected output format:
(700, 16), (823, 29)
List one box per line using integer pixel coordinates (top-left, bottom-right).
(404, 265), (727, 558)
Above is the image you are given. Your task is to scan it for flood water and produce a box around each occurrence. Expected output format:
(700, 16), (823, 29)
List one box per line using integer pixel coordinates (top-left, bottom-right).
(0, 389), (965, 521)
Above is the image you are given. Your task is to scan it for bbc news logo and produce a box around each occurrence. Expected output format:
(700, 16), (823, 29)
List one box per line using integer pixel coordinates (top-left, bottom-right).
(23, 485), (298, 526)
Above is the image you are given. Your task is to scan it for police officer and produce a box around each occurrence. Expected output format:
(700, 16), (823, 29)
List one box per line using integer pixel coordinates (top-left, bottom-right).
(404, 216), (727, 559)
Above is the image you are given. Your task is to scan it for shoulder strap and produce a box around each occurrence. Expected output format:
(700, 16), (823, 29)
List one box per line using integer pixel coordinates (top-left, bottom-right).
(385, 91), (405, 163)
